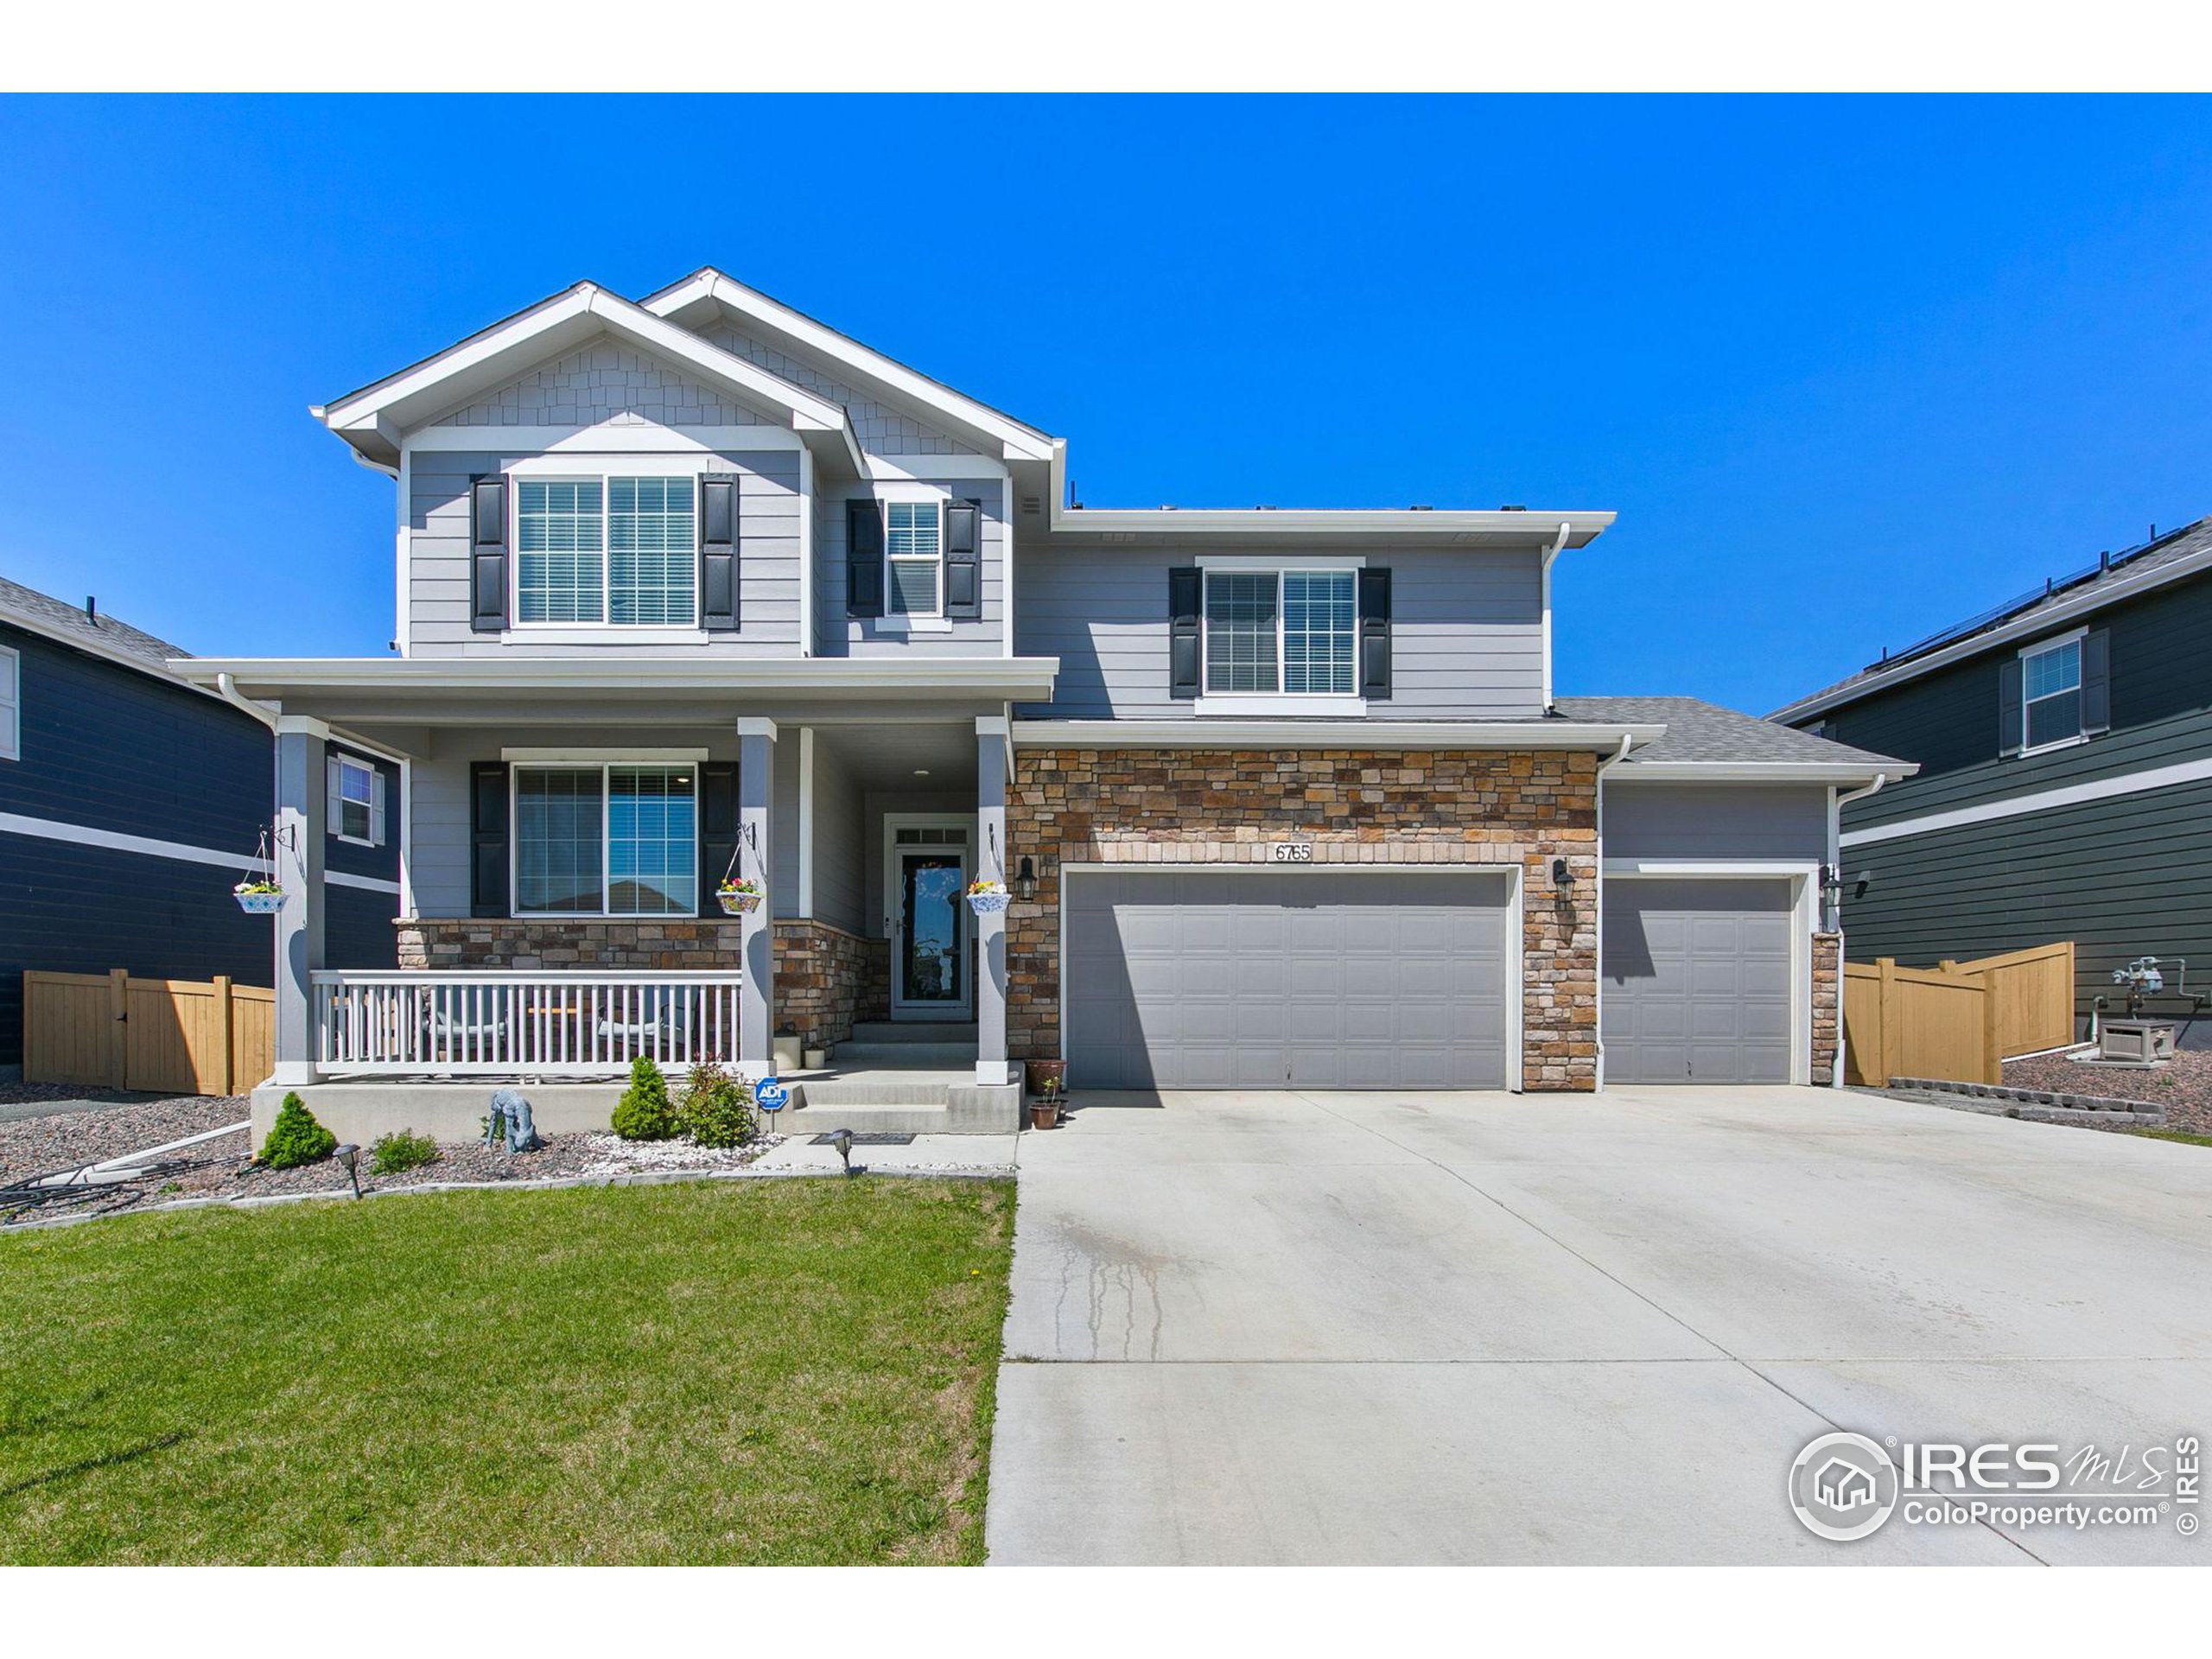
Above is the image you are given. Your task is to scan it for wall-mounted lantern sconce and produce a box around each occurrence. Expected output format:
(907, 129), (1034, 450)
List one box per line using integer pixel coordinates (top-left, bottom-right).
(1820, 863), (1844, 910)
(1551, 857), (1576, 888)
(1014, 855), (1038, 902)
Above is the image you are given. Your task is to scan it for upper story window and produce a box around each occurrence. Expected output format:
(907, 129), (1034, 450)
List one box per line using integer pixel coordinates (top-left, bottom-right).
(516, 475), (696, 626)
(885, 499), (943, 616)
(513, 763), (696, 918)
(0, 645), (17, 761)
(2021, 636), (2082, 751)
(1204, 569), (1357, 695)
(329, 754), (384, 846)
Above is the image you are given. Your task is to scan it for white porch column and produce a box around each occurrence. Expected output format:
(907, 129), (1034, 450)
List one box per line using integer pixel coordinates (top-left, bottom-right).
(976, 715), (1012, 1086)
(738, 718), (779, 1073)
(270, 716), (328, 1086)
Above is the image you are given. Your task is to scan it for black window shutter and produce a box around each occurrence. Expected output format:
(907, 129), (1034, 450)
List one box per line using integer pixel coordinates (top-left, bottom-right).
(2081, 628), (2112, 735)
(1168, 567), (1203, 699)
(1998, 658), (2024, 756)
(944, 499), (983, 620)
(697, 761), (740, 917)
(847, 499), (885, 617)
(699, 474), (740, 632)
(469, 475), (508, 633)
(1358, 568), (1393, 700)
(470, 761), (510, 917)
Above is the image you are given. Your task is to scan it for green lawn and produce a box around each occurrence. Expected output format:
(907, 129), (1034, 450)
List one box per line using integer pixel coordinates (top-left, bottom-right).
(0, 1179), (1014, 1564)
(2127, 1127), (2212, 1148)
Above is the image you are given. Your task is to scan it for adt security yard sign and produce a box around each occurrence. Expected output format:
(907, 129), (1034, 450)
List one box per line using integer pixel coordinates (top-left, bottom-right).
(754, 1077), (789, 1116)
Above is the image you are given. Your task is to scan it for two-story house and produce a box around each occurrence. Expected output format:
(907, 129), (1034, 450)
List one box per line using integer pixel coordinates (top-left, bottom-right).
(1773, 517), (2212, 1048)
(0, 575), (398, 1079)
(178, 270), (1905, 1139)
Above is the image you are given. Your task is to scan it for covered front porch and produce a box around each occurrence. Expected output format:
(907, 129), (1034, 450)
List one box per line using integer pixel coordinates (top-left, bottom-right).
(177, 658), (1052, 1139)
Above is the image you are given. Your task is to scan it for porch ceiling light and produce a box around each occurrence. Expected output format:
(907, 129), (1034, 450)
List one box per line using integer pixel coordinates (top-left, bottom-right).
(912, 768), (931, 778)
(1014, 855), (1037, 902)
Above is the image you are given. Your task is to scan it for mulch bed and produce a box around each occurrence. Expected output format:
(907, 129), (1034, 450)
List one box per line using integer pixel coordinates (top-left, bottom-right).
(2003, 1047), (2212, 1136)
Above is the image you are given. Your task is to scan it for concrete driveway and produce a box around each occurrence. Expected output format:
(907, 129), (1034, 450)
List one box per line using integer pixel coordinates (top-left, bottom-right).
(985, 1087), (2212, 1565)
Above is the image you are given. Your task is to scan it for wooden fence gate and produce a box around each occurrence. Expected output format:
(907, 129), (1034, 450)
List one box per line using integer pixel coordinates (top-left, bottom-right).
(1843, 941), (2075, 1088)
(22, 969), (274, 1096)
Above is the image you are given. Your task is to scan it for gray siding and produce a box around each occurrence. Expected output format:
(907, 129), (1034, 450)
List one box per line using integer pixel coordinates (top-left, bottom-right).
(1605, 783), (1829, 861)
(808, 736), (867, 937)
(815, 480), (1007, 657)
(702, 323), (985, 457)
(1012, 543), (1545, 719)
(431, 342), (764, 428)
(407, 448), (804, 657)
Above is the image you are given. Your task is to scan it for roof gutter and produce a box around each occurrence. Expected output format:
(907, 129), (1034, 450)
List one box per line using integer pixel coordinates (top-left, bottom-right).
(215, 671), (281, 731)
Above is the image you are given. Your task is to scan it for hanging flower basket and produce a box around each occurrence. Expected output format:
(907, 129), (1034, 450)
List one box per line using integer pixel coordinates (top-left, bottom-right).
(965, 879), (1009, 916)
(233, 881), (284, 914)
(717, 880), (763, 917)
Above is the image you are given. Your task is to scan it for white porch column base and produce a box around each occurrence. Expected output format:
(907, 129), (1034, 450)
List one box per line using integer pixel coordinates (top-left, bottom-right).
(976, 714), (1010, 1090)
(272, 716), (328, 1086)
(738, 718), (779, 1073)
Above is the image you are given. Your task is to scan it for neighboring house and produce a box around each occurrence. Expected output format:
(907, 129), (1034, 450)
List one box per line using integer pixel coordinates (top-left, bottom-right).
(1773, 518), (2212, 1048)
(0, 576), (399, 1079)
(173, 270), (1904, 1135)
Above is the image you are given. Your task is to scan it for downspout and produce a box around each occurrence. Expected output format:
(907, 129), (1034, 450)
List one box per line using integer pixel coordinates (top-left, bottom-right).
(1540, 521), (1571, 710)
(1826, 772), (1889, 1087)
(216, 672), (280, 731)
(1591, 729), (1637, 1092)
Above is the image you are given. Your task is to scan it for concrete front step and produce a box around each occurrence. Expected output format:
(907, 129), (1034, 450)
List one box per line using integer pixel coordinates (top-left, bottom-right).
(846, 1020), (979, 1046)
(830, 1041), (975, 1066)
(785, 1068), (1020, 1132)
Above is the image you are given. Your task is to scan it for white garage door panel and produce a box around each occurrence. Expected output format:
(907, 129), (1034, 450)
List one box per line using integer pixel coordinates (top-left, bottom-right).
(1602, 878), (1794, 1084)
(1067, 869), (1511, 1090)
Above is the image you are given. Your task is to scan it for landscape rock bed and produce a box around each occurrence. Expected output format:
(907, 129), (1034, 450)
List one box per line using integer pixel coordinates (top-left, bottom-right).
(2004, 1046), (2212, 1136)
(0, 1092), (246, 1188)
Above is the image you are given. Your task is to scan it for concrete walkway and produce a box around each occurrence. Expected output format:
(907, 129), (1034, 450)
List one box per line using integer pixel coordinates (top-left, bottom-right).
(986, 1086), (2212, 1564)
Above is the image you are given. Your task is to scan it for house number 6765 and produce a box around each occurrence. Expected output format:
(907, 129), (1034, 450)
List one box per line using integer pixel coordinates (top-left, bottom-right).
(1271, 842), (1314, 862)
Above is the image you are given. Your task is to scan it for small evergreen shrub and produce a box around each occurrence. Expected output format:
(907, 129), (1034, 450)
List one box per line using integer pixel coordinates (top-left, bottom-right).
(259, 1092), (336, 1169)
(611, 1056), (679, 1141)
(370, 1128), (441, 1175)
(680, 1060), (757, 1148)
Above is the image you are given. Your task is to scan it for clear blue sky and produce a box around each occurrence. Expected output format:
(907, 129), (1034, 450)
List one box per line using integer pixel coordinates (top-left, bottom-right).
(3, 94), (2209, 714)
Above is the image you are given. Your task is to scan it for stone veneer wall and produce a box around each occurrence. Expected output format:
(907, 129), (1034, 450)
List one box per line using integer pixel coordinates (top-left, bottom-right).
(1812, 931), (1842, 1086)
(1007, 748), (1601, 1090)
(395, 918), (884, 1047)
(773, 919), (887, 1048)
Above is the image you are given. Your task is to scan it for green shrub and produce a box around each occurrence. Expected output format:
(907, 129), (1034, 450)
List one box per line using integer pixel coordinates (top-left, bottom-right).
(611, 1056), (679, 1141)
(259, 1092), (336, 1169)
(680, 1060), (758, 1148)
(370, 1128), (441, 1175)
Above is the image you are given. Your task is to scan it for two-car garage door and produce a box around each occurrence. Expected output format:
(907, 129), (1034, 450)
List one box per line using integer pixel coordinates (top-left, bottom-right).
(1065, 869), (1510, 1090)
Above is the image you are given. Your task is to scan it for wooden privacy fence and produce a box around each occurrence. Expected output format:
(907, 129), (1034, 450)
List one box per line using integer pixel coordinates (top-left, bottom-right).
(1843, 941), (2075, 1088)
(22, 969), (274, 1096)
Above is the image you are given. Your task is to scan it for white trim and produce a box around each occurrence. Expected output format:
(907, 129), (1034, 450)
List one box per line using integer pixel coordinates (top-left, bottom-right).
(2016, 732), (2089, 760)
(1602, 862), (1817, 1086)
(1195, 553), (1367, 571)
(1012, 719), (1665, 750)
(874, 614), (956, 635)
(404, 423), (804, 454)
(865, 454), (1012, 481)
(879, 488), (948, 621)
(884, 812), (977, 1022)
(1047, 502), (1615, 543)
(797, 728), (816, 919)
(1609, 760), (1911, 784)
(798, 446), (816, 658)
(180, 657), (1063, 701)
(395, 447), (412, 658)
(501, 747), (710, 764)
(0, 644), (17, 762)
(735, 716), (779, 741)
(2018, 630), (2088, 756)
(496, 628), (711, 647)
(0, 597), (213, 696)
(331, 753), (378, 848)
(1193, 695), (1368, 718)
(1839, 753), (2212, 848)
(2018, 623), (2088, 654)
(327, 870), (404, 897)
(1056, 861), (1526, 1093)
(1770, 543), (2212, 723)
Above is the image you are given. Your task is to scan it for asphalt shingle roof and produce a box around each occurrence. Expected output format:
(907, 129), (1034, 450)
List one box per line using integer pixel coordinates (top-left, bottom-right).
(0, 574), (191, 678)
(1555, 696), (1908, 771)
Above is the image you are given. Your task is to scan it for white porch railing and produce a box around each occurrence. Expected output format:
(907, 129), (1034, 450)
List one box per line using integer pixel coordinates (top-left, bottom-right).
(310, 971), (744, 1077)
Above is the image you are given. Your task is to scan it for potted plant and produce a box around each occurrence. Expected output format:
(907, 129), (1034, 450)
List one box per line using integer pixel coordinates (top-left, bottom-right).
(233, 879), (283, 914)
(966, 875), (1009, 915)
(716, 877), (763, 916)
(1030, 1071), (1065, 1132)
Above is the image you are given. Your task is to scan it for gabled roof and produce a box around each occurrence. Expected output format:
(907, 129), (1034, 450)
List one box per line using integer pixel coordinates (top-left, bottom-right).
(642, 267), (1058, 463)
(315, 282), (866, 477)
(1771, 515), (2212, 724)
(0, 574), (194, 683)
(1557, 696), (1911, 783)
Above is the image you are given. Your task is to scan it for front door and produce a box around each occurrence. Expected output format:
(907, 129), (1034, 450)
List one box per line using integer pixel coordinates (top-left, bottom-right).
(892, 842), (973, 1020)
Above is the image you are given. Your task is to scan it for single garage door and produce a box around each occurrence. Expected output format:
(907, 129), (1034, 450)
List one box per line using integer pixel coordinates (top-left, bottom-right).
(1601, 878), (1794, 1084)
(1065, 868), (1510, 1090)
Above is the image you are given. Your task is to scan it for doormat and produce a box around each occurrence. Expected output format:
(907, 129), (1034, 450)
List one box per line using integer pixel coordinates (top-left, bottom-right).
(809, 1132), (917, 1147)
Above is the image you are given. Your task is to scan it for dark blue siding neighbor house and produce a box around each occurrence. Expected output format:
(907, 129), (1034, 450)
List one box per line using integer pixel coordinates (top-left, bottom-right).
(0, 575), (399, 1079)
(1773, 516), (2212, 1048)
